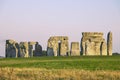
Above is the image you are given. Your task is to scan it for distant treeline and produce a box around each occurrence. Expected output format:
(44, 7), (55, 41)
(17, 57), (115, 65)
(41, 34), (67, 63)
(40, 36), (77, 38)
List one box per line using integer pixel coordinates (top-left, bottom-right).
(112, 53), (120, 55)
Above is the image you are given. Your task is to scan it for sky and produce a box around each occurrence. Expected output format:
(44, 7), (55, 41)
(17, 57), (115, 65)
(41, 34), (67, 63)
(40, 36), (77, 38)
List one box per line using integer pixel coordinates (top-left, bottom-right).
(0, 0), (120, 56)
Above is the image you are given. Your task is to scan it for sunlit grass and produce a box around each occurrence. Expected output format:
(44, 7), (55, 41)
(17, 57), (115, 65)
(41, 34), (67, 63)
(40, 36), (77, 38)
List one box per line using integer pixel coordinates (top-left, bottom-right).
(0, 68), (120, 80)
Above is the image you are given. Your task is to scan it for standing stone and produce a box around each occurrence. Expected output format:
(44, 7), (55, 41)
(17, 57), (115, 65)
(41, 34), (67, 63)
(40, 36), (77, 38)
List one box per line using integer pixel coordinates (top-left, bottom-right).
(47, 36), (69, 56)
(47, 48), (54, 56)
(60, 41), (69, 56)
(81, 38), (85, 55)
(70, 42), (80, 56)
(47, 38), (57, 56)
(28, 42), (36, 57)
(85, 40), (96, 55)
(107, 32), (112, 55)
(95, 42), (102, 55)
(19, 42), (29, 57)
(100, 40), (107, 55)
(29, 45), (33, 57)
(15, 43), (20, 57)
(34, 42), (42, 56)
(6, 40), (18, 58)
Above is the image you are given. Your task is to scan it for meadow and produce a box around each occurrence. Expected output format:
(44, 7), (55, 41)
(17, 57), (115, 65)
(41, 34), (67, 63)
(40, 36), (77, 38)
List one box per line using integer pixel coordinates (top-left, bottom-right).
(0, 56), (120, 80)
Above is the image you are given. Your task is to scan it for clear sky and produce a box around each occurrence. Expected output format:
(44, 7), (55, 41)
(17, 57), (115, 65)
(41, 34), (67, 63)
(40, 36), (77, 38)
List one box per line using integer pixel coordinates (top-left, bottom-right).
(0, 0), (120, 56)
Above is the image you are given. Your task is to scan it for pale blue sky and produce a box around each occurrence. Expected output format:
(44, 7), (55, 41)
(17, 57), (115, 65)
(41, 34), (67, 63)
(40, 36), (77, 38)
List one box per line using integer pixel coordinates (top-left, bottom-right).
(0, 0), (120, 56)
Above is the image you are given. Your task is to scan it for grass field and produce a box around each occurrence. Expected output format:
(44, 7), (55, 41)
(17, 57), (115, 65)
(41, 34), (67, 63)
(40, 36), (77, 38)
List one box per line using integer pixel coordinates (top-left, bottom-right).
(0, 56), (120, 80)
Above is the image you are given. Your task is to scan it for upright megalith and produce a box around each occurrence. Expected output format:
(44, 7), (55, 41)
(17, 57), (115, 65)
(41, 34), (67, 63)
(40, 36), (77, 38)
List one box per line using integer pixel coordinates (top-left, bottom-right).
(34, 42), (42, 56)
(47, 36), (69, 56)
(81, 32), (107, 55)
(28, 42), (36, 57)
(6, 39), (18, 58)
(100, 41), (107, 55)
(19, 42), (29, 57)
(70, 42), (80, 56)
(107, 32), (112, 55)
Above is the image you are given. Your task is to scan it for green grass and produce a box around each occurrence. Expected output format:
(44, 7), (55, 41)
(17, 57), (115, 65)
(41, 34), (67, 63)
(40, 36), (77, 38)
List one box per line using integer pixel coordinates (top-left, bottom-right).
(0, 56), (120, 70)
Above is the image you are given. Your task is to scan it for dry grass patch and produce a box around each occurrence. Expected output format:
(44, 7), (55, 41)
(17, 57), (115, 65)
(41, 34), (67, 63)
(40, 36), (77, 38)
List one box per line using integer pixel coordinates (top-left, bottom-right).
(0, 68), (120, 80)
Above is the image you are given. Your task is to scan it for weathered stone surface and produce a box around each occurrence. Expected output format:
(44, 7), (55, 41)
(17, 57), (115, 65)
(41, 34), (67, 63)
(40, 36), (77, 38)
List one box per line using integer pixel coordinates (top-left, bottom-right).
(5, 39), (42, 58)
(100, 41), (107, 55)
(81, 32), (107, 56)
(28, 42), (36, 57)
(19, 42), (29, 57)
(47, 36), (69, 56)
(6, 39), (18, 58)
(34, 42), (42, 56)
(70, 42), (80, 56)
(107, 32), (112, 55)
(85, 40), (96, 55)
(47, 48), (54, 56)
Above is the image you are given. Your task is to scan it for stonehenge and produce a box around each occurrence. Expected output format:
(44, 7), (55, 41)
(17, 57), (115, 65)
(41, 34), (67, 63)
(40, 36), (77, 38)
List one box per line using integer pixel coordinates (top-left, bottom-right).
(6, 40), (42, 58)
(5, 32), (113, 57)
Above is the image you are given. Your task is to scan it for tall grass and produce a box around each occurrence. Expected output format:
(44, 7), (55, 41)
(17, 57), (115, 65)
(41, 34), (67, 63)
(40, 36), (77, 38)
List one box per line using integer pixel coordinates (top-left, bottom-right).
(0, 68), (120, 80)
